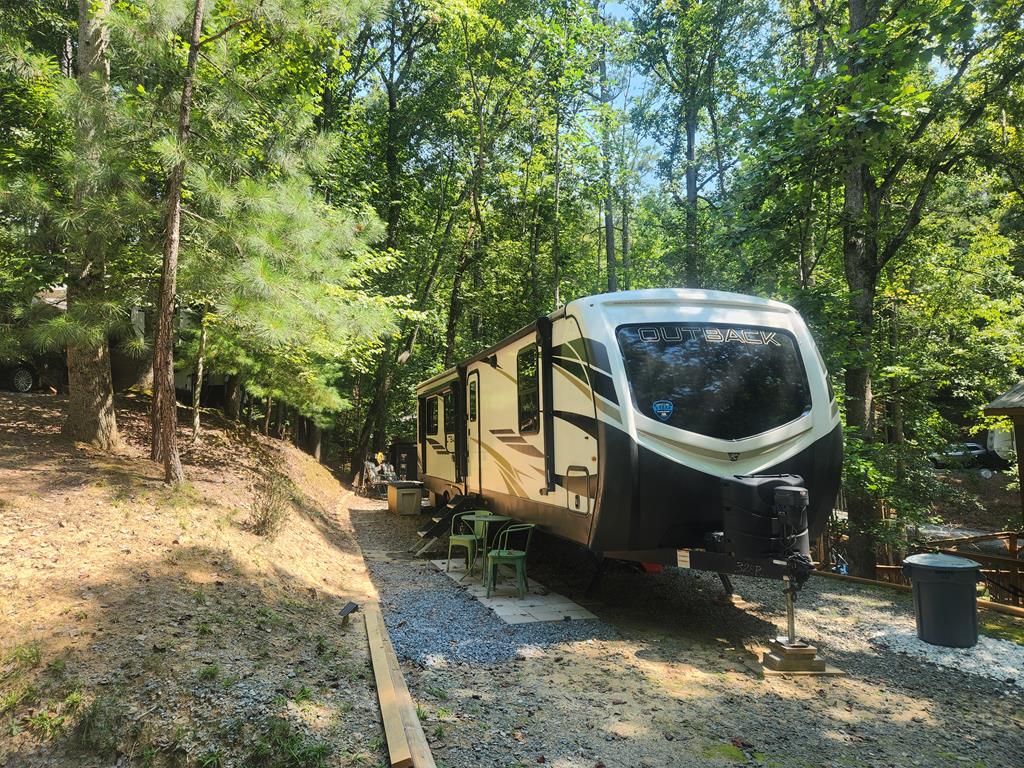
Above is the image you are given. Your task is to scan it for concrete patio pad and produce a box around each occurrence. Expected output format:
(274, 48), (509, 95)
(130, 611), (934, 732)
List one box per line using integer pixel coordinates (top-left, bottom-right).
(431, 558), (597, 624)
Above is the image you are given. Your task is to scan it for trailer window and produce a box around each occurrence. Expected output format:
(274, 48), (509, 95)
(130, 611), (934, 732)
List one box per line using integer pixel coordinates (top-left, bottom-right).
(616, 323), (811, 440)
(517, 345), (540, 434)
(426, 396), (439, 435)
(443, 390), (454, 436)
(468, 380), (477, 422)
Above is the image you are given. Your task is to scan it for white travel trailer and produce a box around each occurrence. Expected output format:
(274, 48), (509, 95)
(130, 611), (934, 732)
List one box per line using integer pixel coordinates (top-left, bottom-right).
(415, 288), (842, 571)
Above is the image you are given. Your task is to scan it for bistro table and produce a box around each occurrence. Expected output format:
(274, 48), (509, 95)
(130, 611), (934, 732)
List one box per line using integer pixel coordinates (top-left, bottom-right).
(459, 512), (512, 578)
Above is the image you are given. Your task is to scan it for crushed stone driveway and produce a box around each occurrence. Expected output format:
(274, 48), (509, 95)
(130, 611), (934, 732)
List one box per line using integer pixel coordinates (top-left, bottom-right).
(351, 504), (1024, 768)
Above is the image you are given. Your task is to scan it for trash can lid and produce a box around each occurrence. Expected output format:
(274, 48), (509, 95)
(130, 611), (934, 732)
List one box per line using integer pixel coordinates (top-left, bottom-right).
(904, 552), (981, 570)
(388, 480), (422, 488)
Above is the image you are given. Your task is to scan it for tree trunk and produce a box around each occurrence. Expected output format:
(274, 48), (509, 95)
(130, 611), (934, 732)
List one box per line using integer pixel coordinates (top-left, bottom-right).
(349, 197), (461, 485)
(274, 400), (285, 439)
(262, 395), (272, 436)
(598, 25), (617, 293)
(621, 195), (631, 290)
(384, 79), (401, 250)
(191, 311), (207, 445)
(528, 199), (540, 313)
(64, 0), (121, 452)
(310, 424), (322, 462)
(842, 0), (881, 578)
(684, 106), (699, 287)
(552, 110), (562, 307)
(151, 0), (205, 484)
(444, 253), (469, 369)
(224, 373), (241, 420)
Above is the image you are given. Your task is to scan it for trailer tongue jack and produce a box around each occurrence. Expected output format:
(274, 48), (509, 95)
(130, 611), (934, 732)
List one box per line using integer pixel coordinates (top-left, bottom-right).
(676, 548), (834, 673)
(761, 563), (830, 674)
(680, 475), (842, 675)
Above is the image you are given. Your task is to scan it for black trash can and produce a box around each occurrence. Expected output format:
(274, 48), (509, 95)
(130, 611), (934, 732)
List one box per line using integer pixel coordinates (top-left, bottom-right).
(902, 553), (981, 648)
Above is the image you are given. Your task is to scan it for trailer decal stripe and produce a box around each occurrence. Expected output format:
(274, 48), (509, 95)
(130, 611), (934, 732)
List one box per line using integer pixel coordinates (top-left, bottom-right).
(589, 368), (619, 405)
(555, 365), (593, 399)
(552, 410), (599, 440)
(551, 342), (583, 361)
(582, 338), (612, 373)
(503, 443), (545, 458)
(595, 396), (623, 424)
(552, 356), (590, 386)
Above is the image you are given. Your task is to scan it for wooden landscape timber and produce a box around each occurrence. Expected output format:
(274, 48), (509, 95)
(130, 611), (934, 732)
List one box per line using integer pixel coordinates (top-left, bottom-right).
(813, 569), (1024, 619)
(365, 602), (437, 768)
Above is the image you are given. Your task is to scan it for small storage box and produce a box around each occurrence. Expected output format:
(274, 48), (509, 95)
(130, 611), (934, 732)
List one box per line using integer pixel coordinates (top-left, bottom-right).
(387, 481), (423, 515)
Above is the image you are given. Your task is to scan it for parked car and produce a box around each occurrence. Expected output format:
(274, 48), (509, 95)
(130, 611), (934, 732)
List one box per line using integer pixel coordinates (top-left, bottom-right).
(0, 357), (67, 393)
(929, 442), (1008, 470)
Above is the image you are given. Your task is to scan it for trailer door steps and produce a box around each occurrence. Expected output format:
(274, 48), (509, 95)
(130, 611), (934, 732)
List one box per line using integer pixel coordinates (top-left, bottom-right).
(413, 494), (479, 555)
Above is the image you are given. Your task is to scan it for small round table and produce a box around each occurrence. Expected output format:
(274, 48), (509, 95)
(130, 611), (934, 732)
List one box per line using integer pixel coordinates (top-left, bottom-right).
(460, 513), (512, 577)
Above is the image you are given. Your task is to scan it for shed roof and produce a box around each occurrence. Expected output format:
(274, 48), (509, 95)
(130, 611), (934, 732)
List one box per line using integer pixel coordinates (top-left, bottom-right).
(984, 381), (1024, 417)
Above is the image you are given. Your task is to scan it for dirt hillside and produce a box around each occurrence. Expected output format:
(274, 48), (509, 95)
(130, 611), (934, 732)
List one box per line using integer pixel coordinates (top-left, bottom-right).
(0, 393), (385, 767)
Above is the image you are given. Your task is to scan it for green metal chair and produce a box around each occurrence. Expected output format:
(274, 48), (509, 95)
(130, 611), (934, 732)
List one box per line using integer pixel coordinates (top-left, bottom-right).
(447, 511), (488, 574)
(485, 524), (535, 598)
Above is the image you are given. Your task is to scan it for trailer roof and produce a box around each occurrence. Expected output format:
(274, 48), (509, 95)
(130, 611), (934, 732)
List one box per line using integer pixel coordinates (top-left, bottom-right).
(574, 287), (795, 313)
(414, 288), (798, 393)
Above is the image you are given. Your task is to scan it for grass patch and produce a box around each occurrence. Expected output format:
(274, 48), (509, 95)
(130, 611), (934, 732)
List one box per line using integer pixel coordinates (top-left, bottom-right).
(425, 685), (448, 701)
(980, 617), (1024, 647)
(198, 664), (220, 682)
(703, 742), (747, 762)
(249, 474), (292, 539)
(246, 716), (330, 768)
(198, 747), (225, 768)
(9, 644), (42, 670)
(72, 694), (125, 757)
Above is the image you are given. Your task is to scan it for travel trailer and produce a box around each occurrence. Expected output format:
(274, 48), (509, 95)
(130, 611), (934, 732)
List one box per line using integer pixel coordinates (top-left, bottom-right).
(415, 289), (842, 571)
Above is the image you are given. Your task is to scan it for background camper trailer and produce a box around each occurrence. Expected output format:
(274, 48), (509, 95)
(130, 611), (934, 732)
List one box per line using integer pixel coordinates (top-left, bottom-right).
(415, 289), (843, 585)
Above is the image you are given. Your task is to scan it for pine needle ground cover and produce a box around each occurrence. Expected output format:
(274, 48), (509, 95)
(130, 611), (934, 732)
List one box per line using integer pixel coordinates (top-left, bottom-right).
(0, 393), (383, 767)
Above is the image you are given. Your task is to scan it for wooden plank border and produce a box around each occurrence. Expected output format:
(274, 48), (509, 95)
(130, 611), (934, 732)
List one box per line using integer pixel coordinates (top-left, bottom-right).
(365, 602), (437, 768)
(813, 570), (1024, 619)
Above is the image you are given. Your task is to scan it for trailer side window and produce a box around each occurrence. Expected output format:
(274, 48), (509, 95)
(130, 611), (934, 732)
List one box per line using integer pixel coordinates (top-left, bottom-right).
(427, 396), (439, 435)
(443, 390), (454, 436)
(468, 380), (477, 422)
(517, 345), (539, 434)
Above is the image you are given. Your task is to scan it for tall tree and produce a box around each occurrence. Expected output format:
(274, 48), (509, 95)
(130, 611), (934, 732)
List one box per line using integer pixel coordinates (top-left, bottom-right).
(151, 0), (207, 483)
(834, 0), (1024, 574)
(63, 0), (121, 451)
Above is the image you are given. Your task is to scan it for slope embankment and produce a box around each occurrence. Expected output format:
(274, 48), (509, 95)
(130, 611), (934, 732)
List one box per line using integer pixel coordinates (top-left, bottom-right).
(0, 392), (384, 767)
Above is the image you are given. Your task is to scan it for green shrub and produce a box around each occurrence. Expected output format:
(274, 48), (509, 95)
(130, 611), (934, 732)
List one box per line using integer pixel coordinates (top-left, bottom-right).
(249, 474), (292, 539)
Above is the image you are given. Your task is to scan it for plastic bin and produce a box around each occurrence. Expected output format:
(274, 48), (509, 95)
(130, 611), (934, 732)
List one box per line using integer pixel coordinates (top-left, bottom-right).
(387, 481), (423, 516)
(902, 553), (981, 648)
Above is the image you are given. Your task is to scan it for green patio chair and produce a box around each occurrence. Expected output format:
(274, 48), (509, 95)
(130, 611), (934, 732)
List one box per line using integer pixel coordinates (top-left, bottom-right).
(485, 524), (535, 598)
(446, 511), (481, 574)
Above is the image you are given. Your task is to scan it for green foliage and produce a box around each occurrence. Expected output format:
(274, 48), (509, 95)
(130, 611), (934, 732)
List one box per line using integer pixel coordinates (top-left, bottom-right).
(246, 716), (330, 768)
(249, 473), (292, 539)
(2, 0), (1022, 549)
(72, 694), (126, 757)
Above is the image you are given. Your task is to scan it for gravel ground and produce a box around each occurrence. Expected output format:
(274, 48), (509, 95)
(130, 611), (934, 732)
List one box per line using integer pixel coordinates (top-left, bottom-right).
(351, 505), (1024, 768)
(870, 628), (1023, 688)
(366, 558), (617, 665)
